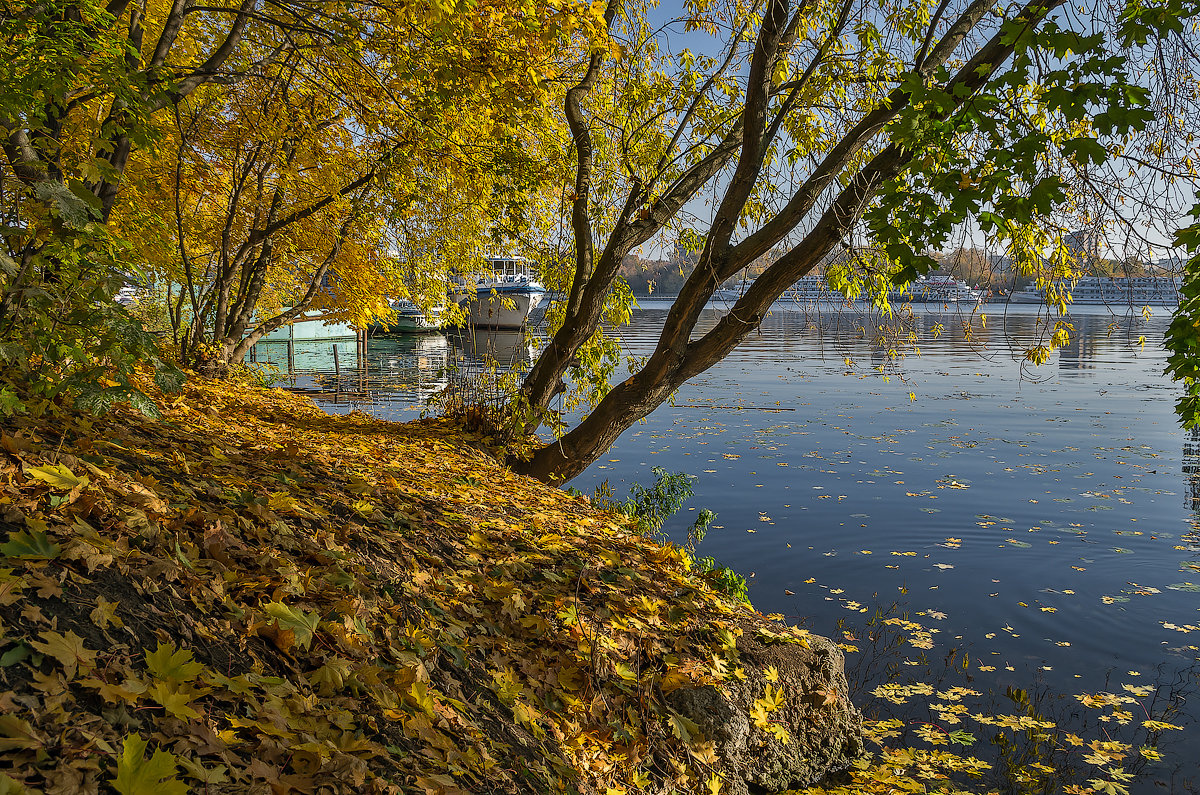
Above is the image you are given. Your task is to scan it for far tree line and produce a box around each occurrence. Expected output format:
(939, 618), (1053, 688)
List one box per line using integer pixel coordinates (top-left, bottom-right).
(620, 246), (1181, 297)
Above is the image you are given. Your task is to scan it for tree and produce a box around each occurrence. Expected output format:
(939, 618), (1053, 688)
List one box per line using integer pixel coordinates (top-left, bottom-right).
(1, 0), (606, 397)
(0, 0), (278, 409)
(938, 248), (996, 290)
(503, 0), (1200, 484)
(111, 0), (602, 375)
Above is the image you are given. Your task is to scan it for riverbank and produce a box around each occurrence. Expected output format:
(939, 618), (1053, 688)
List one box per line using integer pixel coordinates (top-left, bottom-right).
(0, 375), (865, 794)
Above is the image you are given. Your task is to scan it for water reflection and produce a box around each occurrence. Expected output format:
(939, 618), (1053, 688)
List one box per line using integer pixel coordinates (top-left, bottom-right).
(260, 303), (1166, 413)
(449, 327), (535, 368)
(1184, 429), (1200, 513)
(249, 334), (450, 410)
(655, 303), (1164, 388)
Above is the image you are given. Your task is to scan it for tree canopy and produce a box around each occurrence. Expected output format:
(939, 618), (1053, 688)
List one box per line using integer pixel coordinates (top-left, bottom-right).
(501, 0), (1200, 483)
(0, 0), (603, 398)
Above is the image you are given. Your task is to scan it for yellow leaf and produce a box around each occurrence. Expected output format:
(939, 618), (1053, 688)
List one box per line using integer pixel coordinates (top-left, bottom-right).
(147, 681), (203, 721)
(0, 715), (44, 751)
(667, 712), (700, 743)
(145, 642), (203, 683)
(556, 665), (584, 692)
(23, 463), (88, 491)
(111, 735), (188, 795)
(614, 661), (638, 682)
(659, 668), (691, 694)
(90, 596), (122, 629)
(30, 629), (96, 679)
(262, 602), (319, 649)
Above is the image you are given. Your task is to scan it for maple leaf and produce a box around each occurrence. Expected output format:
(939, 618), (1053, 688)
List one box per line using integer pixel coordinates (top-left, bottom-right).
(613, 661), (638, 682)
(667, 712), (700, 743)
(309, 656), (354, 696)
(267, 491), (320, 519)
(62, 537), (115, 571)
(30, 629), (97, 679)
(555, 665), (584, 692)
(23, 463), (88, 491)
(256, 622), (297, 652)
(688, 741), (719, 764)
(816, 685), (840, 707)
(0, 714), (44, 751)
(263, 602), (319, 649)
(90, 596), (123, 629)
(658, 668), (691, 694)
(80, 676), (144, 704)
(145, 642), (203, 683)
(0, 529), (62, 560)
(416, 773), (470, 795)
(177, 758), (230, 786)
(112, 735), (188, 795)
(147, 681), (204, 720)
(0, 569), (26, 605)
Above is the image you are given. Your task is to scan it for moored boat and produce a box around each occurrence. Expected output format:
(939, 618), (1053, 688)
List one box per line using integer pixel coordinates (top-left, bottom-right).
(453, 257), (546, 329)
(372, 298), (444, 333)
(890, 275), (982, 304)
(783, 273), (855, 304)
(1006, 276), (1180, 306)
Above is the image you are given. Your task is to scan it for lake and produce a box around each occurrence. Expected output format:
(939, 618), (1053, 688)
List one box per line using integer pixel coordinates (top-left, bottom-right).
(260, 298), (1200, 793)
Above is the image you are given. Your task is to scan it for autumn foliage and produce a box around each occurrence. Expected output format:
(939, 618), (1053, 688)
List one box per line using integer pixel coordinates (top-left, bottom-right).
(0, 374), (845, 793)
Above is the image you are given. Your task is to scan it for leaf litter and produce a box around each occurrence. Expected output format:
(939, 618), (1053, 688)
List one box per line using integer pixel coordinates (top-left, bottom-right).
(0, 375), (813, 794)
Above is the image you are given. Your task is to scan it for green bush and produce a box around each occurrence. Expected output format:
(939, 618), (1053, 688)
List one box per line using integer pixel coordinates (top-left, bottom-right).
(586, 467), (748, 603)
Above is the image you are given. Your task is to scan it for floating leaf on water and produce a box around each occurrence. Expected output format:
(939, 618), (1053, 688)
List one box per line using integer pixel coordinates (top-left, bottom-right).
(1166, 582), (1200, 592)
(1112, 547), (1133, 554)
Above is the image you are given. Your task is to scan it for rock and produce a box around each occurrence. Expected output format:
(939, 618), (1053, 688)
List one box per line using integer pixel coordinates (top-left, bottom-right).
(666, 617), (864, 795)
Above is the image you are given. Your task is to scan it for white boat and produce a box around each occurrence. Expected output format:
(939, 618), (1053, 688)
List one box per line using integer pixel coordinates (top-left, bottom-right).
(372, 298), (444, 333)
(1007, 276), (1180, 306)
(784, 273), (854, 304)
(1007, 286), (1046, 304)
(115, 284), (139, 306)
(890, 275), (982, 304)
(452, 257), (546, 329)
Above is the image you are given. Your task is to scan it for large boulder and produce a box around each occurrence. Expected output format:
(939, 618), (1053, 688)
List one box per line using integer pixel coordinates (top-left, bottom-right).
(666, 617), (864, 795)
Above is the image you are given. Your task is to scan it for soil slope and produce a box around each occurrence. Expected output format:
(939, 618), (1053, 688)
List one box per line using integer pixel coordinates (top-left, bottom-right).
(0, 377), (861, 794)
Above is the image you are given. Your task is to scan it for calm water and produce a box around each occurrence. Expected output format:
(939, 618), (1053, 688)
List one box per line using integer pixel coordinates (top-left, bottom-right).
(272, 299), (1200, 792)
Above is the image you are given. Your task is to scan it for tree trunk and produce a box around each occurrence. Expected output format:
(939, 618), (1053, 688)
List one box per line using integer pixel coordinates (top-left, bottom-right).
(513, 352), (679, 485)
(511, 0), (1064, 484)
